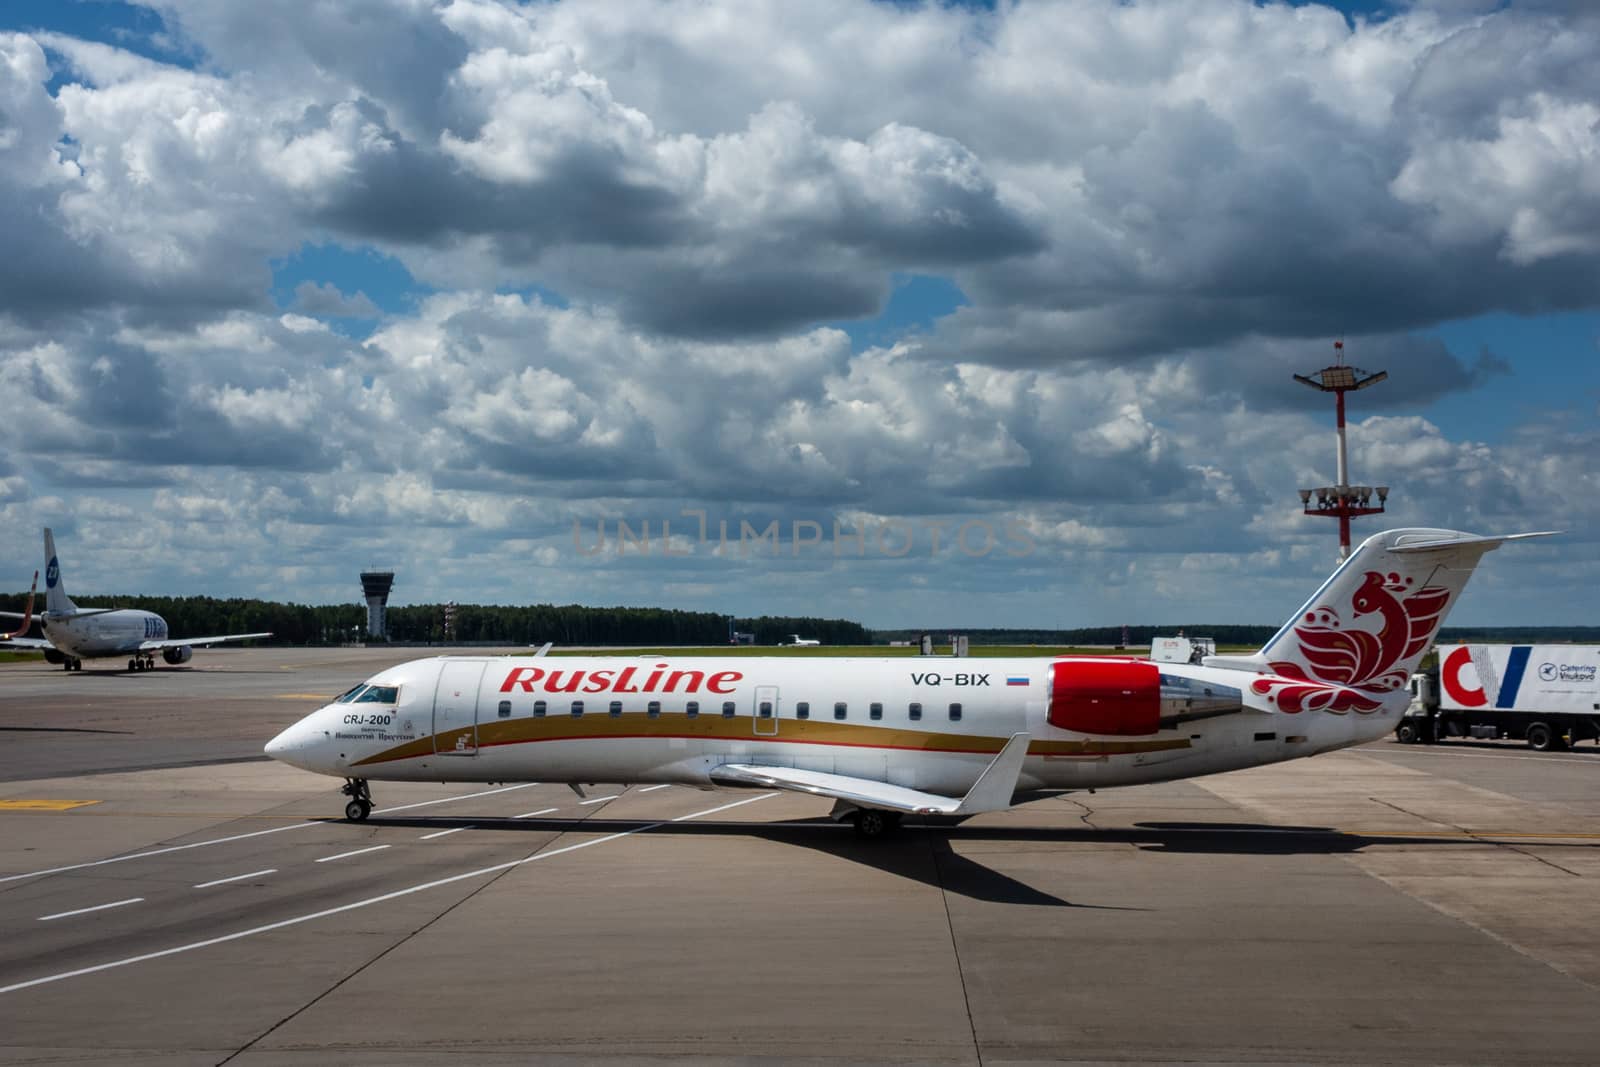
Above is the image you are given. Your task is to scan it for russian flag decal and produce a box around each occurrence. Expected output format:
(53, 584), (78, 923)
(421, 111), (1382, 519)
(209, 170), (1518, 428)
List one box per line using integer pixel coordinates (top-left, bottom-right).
(1006, 676), (1029, 686)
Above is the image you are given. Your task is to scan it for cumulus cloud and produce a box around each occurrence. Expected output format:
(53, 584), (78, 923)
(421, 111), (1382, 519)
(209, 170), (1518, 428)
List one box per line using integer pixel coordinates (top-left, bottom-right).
(292, 281), (381, 319)
(0, 1), (1595, 625)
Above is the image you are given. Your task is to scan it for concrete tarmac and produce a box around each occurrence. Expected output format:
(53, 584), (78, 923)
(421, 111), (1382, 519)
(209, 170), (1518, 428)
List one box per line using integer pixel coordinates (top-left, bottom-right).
(2, 648), (1598, 1064)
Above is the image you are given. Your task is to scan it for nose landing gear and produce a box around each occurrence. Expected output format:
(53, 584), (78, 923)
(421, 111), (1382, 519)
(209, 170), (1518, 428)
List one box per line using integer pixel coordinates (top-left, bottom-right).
(342, 778), (373, 821)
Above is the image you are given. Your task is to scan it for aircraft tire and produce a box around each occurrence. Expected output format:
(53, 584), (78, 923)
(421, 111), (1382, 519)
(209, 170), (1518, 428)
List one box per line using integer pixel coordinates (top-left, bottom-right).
(852, 809), (899, 839)
(345, 799), (372, 822)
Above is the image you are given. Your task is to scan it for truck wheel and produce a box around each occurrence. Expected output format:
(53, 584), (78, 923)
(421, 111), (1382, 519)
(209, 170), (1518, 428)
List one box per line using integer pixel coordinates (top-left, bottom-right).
(1526, 723), (1555, 752)
(1396, 722), (1420, 744)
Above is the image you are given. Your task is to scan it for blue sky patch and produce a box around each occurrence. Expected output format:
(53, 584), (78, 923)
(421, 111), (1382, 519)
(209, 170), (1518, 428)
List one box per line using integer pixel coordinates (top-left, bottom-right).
(835, 273), (969, 351)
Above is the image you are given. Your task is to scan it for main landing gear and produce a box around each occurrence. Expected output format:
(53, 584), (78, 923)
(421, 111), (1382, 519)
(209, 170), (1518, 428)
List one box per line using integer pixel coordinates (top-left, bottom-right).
(342, 778), (373, 822)
(126, 655), (156, 672)
(61, 657), (82, 671)
(851, 809), (903, 840)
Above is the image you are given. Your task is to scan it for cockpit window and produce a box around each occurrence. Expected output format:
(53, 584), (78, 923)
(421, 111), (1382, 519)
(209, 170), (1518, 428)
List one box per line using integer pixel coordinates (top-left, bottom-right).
(334, 684), (367, 704)
(354, 685), (399, 704)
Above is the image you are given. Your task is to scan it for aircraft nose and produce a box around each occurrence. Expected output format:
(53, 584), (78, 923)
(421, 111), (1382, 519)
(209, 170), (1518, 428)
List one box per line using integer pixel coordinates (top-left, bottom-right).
(264, 712), (330, 771)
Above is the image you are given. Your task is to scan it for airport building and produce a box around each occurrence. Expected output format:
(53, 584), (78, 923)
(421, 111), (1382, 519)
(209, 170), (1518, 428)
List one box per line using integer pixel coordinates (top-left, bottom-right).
(360, 569), (395, 639)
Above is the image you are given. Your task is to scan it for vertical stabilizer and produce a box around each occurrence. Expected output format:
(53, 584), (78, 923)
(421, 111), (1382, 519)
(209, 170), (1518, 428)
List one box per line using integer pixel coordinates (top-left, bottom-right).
(1206, 528), (1550, 710)
(42, 528), (76, 615)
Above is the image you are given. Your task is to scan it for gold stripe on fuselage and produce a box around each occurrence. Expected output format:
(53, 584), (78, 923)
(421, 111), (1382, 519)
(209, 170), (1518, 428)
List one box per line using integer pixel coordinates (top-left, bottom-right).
(351, 712), (1190, 767)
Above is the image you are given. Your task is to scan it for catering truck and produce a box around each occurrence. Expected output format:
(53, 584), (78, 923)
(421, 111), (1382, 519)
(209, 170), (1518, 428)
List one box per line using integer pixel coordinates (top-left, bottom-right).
(1398, 644), (1600, 750)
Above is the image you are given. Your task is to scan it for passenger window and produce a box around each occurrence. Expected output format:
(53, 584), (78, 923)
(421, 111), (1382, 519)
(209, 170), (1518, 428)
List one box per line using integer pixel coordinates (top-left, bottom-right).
(834, 702), (847, 720)
(686, 700), (699, 718)
(571, 700), (583, 717)
(647, 700), (661, 719)
(533, 700), (546, 718)
(796, 701), (810, 719)
(948, 702), (962, 722)
(758, 700), (773, 718)
(497, 700), (511, 719)
(869, 702), (882, 721)
(909, 702), (922, 721)
(609, 700), (623, 717)
(722, 701), (735, 718)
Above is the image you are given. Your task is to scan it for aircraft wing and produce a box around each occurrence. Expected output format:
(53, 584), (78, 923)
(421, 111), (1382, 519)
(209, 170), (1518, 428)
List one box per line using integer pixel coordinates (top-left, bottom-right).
(0, 637), (52, 650)
(710, 732), (1031, 816)
(137, 632), (272, 652)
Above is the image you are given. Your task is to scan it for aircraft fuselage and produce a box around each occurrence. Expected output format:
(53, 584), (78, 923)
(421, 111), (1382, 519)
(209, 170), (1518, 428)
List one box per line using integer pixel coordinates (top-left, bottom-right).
(266, 653), (1404, 795)
(42, 610), (169, 660)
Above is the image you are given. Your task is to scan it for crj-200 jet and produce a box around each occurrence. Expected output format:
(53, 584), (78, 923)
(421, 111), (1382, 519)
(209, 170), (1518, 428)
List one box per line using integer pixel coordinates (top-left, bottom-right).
(267, 528), (1544, 834)
(1, 528), (271, 671)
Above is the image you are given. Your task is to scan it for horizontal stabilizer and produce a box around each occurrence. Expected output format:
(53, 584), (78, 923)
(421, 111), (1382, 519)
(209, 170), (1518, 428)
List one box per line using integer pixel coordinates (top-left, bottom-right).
(1389, 531), (1558, 554)
(711, 732), (1031, 816)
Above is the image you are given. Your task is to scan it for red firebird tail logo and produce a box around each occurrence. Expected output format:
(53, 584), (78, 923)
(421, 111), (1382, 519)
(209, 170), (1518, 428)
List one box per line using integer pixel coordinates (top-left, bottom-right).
(1252, 570), (1452, 715)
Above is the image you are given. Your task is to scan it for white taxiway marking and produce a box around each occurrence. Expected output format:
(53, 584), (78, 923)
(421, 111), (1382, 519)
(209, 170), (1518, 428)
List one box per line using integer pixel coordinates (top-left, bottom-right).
(315, 845), (391, 863)
(419, 826), (473, 840)
(514, 808), (559, 819)
(638, 784), (672, 793)
(38, 898), (144, 922)
(0, 783), (542, 886)
(579, 794), (621, 805)
(194, 869), (277, 889)
(0, 793), (777, 995)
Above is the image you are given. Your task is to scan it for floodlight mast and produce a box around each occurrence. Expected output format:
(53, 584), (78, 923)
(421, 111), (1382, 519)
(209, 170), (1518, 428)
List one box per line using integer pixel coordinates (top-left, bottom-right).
(1294, 341), (1390, 561)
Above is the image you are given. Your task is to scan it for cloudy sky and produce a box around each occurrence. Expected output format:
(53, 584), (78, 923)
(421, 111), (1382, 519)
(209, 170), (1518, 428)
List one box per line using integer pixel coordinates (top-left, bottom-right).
(1, 0), (1595, 630)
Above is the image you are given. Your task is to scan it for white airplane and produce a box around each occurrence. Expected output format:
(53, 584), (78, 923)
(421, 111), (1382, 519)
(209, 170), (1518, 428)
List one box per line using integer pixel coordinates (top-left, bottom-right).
(1, 528), (272, 671)
(782, 634), (820, 647)
(267, 528), (1544, 834)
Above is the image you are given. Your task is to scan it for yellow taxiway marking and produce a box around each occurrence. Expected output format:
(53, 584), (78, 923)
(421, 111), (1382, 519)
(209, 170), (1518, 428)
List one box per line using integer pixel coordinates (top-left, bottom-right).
(0, 800), (100, 812)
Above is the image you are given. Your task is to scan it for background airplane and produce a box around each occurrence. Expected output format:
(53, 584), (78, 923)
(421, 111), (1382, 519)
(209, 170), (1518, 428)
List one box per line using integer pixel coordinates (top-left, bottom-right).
(1, 528), (271, 671)
(267, 527), (1547, 831)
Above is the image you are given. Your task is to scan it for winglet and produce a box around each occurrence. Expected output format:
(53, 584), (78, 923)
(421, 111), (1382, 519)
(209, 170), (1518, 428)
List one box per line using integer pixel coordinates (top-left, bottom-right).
(1, 571), (38, 640)
(951, 732), (1031, 816)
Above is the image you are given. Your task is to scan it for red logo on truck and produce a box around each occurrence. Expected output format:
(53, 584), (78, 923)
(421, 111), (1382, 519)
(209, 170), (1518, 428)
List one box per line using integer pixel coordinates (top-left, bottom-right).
(1439, 646), (1487, 707)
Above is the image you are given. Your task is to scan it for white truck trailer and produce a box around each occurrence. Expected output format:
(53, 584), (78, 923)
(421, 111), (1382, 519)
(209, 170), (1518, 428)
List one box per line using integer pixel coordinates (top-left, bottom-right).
(1398, 644), (1600, 750)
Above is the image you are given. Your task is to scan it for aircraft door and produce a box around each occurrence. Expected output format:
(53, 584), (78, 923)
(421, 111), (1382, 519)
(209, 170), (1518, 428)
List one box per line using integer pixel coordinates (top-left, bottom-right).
(433, 660), (488, 756)
(753, 684), (779, 736)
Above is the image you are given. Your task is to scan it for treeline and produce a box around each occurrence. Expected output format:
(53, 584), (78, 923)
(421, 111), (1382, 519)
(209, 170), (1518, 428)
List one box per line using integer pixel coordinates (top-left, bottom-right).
(4, 587), (1589, 648)
(874, 625), (1279, 647)
(0, 591), (870, 647)
(878, 625), (1600, 648)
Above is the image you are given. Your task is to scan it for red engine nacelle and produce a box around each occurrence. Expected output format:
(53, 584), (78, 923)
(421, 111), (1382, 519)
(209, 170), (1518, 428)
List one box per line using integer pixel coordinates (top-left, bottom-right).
(1048, 659), (1160, 736)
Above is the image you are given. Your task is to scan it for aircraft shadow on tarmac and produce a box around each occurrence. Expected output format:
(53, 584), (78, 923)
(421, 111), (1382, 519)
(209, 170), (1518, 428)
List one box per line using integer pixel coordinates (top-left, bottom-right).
(358, 813), (1127, 908)
(0, 725), (133, 734)
(344, 812), (1600, 907)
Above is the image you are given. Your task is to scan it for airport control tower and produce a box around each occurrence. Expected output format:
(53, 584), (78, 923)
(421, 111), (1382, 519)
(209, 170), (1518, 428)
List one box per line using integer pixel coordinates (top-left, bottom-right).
(1295, 341), (1390, 561)
(360, 569), (395, 639)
